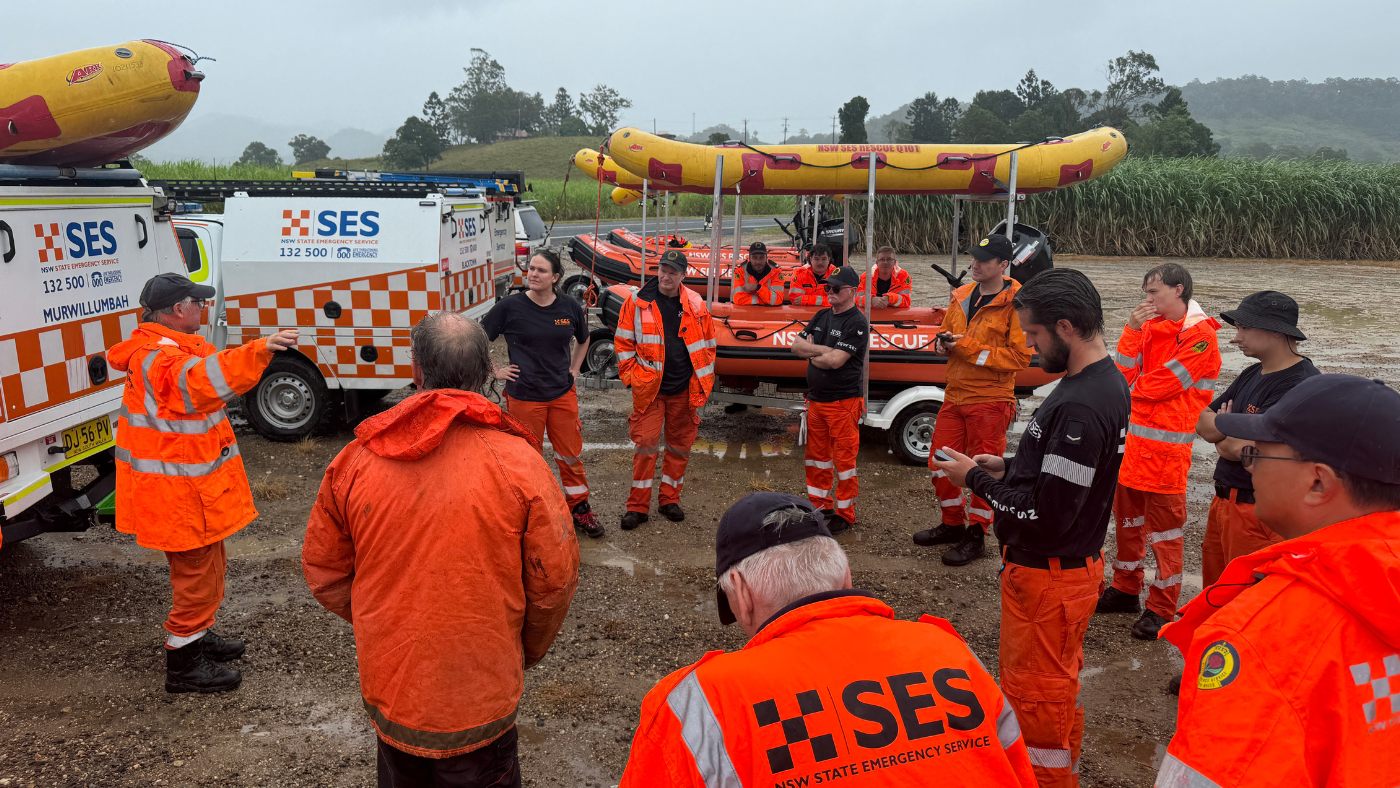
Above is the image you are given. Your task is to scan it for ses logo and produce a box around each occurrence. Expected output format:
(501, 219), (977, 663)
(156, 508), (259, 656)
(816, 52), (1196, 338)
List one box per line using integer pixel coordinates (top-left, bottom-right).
(34, 221), (117, 266)
(282, 209), (381, 239)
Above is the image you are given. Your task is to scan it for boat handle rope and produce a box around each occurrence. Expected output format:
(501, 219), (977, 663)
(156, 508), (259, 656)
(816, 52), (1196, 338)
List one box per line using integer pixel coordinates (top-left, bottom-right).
(726, 136), (1063, 172)
(870, 324), (939, 352)
(144, 40), (217, 66)
(719, 316), (806, 342)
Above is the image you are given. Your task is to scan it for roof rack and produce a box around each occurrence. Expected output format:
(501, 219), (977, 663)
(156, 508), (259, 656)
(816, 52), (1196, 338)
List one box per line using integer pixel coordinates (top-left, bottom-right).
(0, 164), (148, 187)
(296, 169), (527, 195)
(147, 179), (487, 202)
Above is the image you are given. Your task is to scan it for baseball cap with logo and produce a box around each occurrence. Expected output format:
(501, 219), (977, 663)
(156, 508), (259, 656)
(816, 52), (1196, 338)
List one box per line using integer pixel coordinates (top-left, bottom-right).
(658, 249), (688, 272)
(715, 492), (833, 625)
(825, 265), (860, 289)
(970, 234), (1015, 262)
(140, 272), (216, 312)
(748, 241), (768, 253)
(1216, 374), (1400, 483)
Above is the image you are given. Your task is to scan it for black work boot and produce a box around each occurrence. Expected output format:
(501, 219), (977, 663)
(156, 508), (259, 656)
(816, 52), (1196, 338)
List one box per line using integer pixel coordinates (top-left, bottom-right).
(826, 516), (852, 536)
(198, 631), (246, 661)
(572, 501), (605, 538)
(913, 524), (967, 547)
(1095, 587), (1141, 615)
(1167, 674), (1183, 696)
(1131, 609), (1169, 640)
(620, 511), (649, 531)
(658, 503), (685, 522)
(166, 641), (242, 694)
(941, 528), (985, 566)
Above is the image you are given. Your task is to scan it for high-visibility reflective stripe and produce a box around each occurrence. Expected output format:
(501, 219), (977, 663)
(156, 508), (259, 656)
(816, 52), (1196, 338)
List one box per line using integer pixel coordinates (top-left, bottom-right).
(203, 354), (235, 404)
(1114, 560), (1143, 571)
(616, 350), (637, 361)
(968, 506), (993, 519)
(694, 364), (715, 378)
(1128, 423), (1196, 444)
(1152, 573), (1183, 589)
(834, 498), (855, 509)
(686, 338), (717, 353)
(1148, 528), (1185, 545)
(1165, 358), (1195, 391)
(1026, 746), (1072, 769)
(140, 352), (159, 416)
(666, 672), (743, 788)
(1041, 454), (1096, 487)
(563, 484), (589, 495)
(960, 292), (975, 320)
(976, 349), (990, 366)
(661, 475), (684, 488)
(1154, 753), (1224, 788)
(805, 459), (834, 469)
(995, 698), (1022, 749)
(615, 328), (637, 340)
(631, 478), (653, 489)
(553, 453), (583, 466)
(1123, 515), (1146, 528)
(637, 335), (664, 344)
(663, 442), (691, 459)
(364, 699), (516, 755)
(116, 443), (241, 478)
(177, 357), (200, 414)
(836, 467), (858, 480)
(806, 485), (828, 498)
(1113, 351), (1140, 368)
(633, 443), (659, 455)
(941, 498), (964, 507)
(1192, 378), (1218, 391)
(1072, 757), (1080, 775)
(931, 469), (947, 478)
(119, 405), (228, 435)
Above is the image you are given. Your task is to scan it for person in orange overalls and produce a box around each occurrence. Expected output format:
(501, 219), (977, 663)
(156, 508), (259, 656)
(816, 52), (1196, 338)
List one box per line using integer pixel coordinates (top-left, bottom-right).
(855, 246), (913, 309)
(619, 492), (1038, 787)
(731, 241), (787, 306)
(791, 265), (867, 533)
(1097, 263), (1221, 641)
(788, 243), (835, 306)
(615, 249), (716, 531)
(1155, 375), (1400, 787)
(913, 234), (1030, 566)
(107, 273), (298, 693)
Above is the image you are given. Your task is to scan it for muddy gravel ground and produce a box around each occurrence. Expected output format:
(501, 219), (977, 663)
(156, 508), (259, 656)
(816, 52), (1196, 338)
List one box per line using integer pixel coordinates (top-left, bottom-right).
(2, 254), (1397, 788)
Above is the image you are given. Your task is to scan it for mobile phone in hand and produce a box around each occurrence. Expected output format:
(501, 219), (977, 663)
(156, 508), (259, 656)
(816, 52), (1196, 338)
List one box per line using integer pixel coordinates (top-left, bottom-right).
(933, 448), (953, 463)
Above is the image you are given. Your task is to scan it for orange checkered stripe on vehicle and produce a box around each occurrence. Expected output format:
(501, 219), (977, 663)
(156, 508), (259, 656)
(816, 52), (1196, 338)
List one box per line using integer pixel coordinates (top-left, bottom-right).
(0, 311), (138, 424)
(442, 265), (494, 314)
(226, 327), (415, 384)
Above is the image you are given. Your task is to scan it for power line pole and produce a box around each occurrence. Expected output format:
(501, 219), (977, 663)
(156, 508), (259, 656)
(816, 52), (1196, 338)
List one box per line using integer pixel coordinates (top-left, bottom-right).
(692, 113), (695, 137)
(782, 117), (789, 144)
(743, 119), (748, 143)
(832, 115), (837, 143)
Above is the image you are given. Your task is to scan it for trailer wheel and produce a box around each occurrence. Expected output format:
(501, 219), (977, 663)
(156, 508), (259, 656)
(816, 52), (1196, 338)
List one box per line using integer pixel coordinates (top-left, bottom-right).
(888, 402), (940, 466)
(563, 274), (593, 304)
(581, 327), (618, 379)
(244, 356), (329, 441)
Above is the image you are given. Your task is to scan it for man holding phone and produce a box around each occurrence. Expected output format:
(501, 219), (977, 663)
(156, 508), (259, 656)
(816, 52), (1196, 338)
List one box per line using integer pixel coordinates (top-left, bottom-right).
(933, 269), (1130, 787)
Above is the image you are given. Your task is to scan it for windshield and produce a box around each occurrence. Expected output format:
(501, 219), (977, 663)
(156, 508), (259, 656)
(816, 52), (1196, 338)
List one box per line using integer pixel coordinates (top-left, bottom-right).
(518, 208), (547, 241)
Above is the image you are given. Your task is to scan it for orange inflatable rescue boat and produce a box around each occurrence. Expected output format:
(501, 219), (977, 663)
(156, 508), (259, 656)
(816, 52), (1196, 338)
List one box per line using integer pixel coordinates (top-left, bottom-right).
(569, 228), (807, 300)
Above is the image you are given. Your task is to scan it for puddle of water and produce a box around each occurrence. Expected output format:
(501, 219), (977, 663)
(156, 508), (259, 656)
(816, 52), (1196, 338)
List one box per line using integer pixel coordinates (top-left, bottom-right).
(580, 542), (663, 578)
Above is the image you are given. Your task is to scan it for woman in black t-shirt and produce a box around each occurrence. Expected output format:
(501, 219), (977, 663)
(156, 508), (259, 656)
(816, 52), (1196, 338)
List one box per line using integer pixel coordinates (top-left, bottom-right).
(481, 250), (602, 537)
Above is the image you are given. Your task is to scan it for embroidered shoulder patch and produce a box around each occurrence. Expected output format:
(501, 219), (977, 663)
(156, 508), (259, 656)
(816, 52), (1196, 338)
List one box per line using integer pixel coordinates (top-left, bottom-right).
(1197, 640), (1241, 690)
(1191, 340), (1209, 353)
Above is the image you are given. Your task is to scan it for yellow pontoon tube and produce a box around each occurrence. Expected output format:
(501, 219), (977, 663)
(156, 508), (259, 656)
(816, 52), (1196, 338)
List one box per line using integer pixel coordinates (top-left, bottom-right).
(571, 148), (646, 206)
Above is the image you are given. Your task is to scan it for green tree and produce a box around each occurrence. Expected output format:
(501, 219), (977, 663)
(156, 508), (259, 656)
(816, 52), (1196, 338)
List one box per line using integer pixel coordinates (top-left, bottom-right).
(1097, 50), (1166, 123)
(446, 49), (509, 143)
(1130, 88), (1219, 157)
(1234, 141), (1275, 159)
(287, 134), (330, 166)
(839, 96), (870, 143)
(706, 131), (729, 145)
(907, 91), (957, 144)
(1311, 146), (1349, 161)
(559, 115), (592, 136)
(578, 84), (632, 135)
(382, 116), (447, 170)
(971, 90), (1024, 125)
(501, 89), (545, 138)
(541, 88), (576, 135)
(422, 92), (453, 143)
(953, 105), (1010, 144)
(237, 141), (282, 167)
(884, 119), (913, 144)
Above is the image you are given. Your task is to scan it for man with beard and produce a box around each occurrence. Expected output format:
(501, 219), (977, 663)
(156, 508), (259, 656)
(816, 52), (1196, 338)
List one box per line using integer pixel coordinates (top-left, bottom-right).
(933, 269), (1130, 787)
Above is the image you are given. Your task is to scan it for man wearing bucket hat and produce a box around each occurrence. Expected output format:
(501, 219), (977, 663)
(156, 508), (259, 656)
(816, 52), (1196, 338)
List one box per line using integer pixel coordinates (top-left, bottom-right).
(1154, 375), (1400, 787)
(1194, 291), (1318, 587)
(618, 492), (1038, 787)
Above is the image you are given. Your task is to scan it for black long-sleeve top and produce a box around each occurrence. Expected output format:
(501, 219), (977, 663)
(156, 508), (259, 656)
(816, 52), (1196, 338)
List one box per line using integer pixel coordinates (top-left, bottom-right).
(966, 355), (1131, 558)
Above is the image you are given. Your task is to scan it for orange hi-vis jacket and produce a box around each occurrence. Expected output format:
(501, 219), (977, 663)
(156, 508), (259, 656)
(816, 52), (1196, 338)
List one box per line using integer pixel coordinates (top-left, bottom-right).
(107, 323), (274, 552)
(856, 264), (913, 309)
(940, 277), (1031, 406)
(615, 279), (717, 414)
(620, 593), (1038, 788)
(732, 261), (788, 306)
(1115, 301), (1222, 494)
(789, 265), (833, 306)
(302, 389), (580, 759)
(1155, 511), (1400, 787)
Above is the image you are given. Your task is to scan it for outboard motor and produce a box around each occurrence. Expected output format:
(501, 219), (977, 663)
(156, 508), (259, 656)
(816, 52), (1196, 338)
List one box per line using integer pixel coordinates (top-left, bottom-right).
(990, 220), (1054, 285)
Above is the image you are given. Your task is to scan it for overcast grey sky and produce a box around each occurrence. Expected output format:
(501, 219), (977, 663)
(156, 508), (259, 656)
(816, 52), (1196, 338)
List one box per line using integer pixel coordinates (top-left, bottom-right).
(6, 0), (1395, 141)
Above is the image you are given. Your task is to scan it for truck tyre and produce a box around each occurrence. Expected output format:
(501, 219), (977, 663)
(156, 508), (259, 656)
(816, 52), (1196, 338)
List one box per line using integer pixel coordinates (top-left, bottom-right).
(887, 401), (940, 466)
(563, 274), (593, 304)
(581, 327), (618, 379)
(244, 355), (329, 441)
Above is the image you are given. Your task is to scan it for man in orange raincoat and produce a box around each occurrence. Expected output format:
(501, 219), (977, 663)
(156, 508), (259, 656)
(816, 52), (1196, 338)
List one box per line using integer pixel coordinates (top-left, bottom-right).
(108, 273), (298, 693)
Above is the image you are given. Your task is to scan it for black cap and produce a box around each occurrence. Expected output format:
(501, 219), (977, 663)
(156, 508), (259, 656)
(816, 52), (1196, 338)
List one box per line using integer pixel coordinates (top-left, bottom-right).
(658, 249), (688, 272)
(1220, 291), (1306, 341)
(1217, 374), (1400, 484)
(970, 234), (1014, 262)
(825, 265), (859, 289)
(748, 241), (767, 253)
(715, 493), (832, 625)
(139, 272), (216, 312)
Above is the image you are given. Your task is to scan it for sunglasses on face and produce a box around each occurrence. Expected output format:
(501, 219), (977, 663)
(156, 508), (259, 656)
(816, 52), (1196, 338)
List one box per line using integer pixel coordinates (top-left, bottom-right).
(1238, 444), (1311, 468)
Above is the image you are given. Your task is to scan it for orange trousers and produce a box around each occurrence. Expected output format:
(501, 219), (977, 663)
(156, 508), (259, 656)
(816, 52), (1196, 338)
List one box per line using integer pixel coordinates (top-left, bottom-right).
(1110, 484), (1186, 619)
(628, 393), (700, 513)
(1000, 553), (1103, 788)
(164, 540), (227, 639)
(929, 400), (1016, 533)
(805, 398), (863, 524)
(506, 388), (590, 509)
(1201, 491), (1284, 587)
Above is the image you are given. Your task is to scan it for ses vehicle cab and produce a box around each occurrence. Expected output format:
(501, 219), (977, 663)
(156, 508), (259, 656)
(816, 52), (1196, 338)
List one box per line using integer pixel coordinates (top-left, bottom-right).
(0, 164), (187, 548)
(159, 176), (502, 440)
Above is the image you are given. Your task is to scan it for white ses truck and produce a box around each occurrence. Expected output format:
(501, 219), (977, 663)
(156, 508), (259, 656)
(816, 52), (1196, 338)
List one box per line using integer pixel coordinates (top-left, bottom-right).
(156, 175), (506, 440)
(1, 164), (187, 548)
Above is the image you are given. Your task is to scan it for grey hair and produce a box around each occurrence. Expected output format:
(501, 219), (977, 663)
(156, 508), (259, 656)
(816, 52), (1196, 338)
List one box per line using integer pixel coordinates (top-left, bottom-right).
(409, 312), (494, 393)
(142, 303), (178, 323)
(718, 511), (849, 614)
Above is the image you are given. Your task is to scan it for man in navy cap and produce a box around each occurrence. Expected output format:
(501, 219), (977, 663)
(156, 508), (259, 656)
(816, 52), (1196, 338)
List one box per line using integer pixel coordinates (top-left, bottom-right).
(1155, 375), (1400, 787)
(618, 493), (1039, 786)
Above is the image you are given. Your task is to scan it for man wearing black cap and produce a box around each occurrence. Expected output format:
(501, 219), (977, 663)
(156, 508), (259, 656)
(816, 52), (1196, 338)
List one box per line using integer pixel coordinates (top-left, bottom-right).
(106, 273), (298, 693)
(1155, 374), (1400, 788)
(791, 265), (867, 532)
(616, 249), (716, 530)
(618, 492), (1039, 786)
(732, 241), (787, 306)
(1194, 291), (1318, 587)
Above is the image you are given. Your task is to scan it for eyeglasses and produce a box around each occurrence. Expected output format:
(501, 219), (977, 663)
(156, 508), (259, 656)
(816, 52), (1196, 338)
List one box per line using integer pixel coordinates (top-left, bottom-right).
(180, 297), (207, 310)
(1238, 445), (1311, 469)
